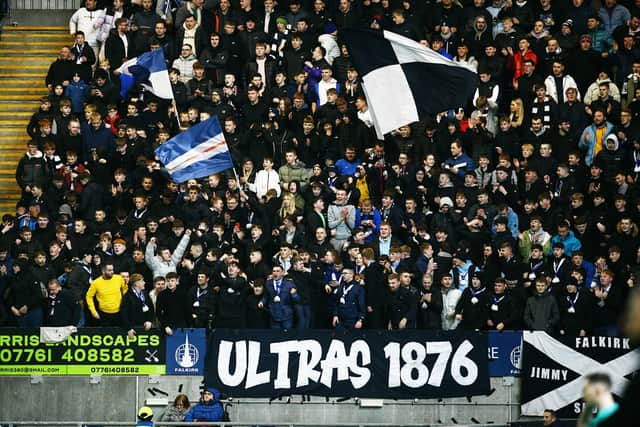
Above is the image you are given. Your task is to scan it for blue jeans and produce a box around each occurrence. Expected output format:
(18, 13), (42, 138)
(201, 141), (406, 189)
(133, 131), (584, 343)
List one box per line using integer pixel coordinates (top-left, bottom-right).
(295, 304), (312, 330)
(18, 307), (43, 327)
(271, 318), (293, 331)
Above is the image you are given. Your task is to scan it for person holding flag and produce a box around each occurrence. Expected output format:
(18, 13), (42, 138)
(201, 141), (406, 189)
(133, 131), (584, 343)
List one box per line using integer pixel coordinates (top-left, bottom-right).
(155, 115), (235, 183)
(116, 47), (174, 101)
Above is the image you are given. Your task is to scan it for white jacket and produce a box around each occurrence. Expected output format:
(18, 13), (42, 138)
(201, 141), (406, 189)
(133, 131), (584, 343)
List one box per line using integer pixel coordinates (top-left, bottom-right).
(248, 169), (281, 199)
(544, 74), (580, 103)
(441, 287), (462, 330)
(583, 78), (621, 106)
(69, 7), (106, 46)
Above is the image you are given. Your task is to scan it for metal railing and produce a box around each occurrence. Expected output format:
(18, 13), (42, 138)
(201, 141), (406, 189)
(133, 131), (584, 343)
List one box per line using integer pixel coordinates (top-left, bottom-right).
(0, 423), (510, 427)
(9, 0), (79, 9)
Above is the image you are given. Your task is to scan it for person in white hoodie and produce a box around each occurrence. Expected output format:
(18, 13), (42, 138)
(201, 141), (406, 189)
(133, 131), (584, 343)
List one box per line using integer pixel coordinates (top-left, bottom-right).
(440, 271), (462, 330)
(69, 0), (105, 61)
(248, 157), (282, 199)
(318, 23), (339, 65)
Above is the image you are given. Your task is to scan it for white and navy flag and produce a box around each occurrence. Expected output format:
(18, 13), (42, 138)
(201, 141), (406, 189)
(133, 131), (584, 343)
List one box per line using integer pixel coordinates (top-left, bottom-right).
(155, 116), (234, 183)
(521, 331), (640, 418)
(342, 29), (478, 138)
(116, 48), (173, 99)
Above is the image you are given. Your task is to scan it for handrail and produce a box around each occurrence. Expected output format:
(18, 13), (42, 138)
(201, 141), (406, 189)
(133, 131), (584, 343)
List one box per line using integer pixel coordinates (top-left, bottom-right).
(0, 423), (509, 427)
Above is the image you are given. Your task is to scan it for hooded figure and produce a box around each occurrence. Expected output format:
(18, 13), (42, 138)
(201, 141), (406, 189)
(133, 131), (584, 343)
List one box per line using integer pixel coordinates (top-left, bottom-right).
(184, 387), (225, 422)
(594, 134), (626, 184)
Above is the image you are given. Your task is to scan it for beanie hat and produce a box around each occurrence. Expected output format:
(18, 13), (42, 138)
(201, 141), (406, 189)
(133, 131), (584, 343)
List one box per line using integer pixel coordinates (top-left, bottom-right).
(439, 196), (453, 208)
(324, 22), (337, 34)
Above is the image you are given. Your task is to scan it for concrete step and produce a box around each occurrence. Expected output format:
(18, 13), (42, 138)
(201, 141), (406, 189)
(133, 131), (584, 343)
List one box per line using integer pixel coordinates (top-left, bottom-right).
(0, 41), (65, 47)
(0, 27), (67, 208)
(0, 183), (22, 191)
(0, 102), (40, 112)
(1, 79), (45, 85)
(0, 155), (25, 163)
(0, 64), (49, 72)
(0, 126), (27, 135)
(0, 93), (43, 99)
(3, 26), (69, 31)
(0, 49), (59, 54)
(0, 111), (37, 118)
(0, 176), (21, 185)
(0, 140), (29, 146)
(1, 32), (71, 38)
(0, 143), (28, 150)
(0, 58), (56, 66)
(0, 151), (28, 160)
(0, 192), (21, 200)
(0, 88), (48, 96)
(0, 119), (29, 126)
(0, 159), (23, 166)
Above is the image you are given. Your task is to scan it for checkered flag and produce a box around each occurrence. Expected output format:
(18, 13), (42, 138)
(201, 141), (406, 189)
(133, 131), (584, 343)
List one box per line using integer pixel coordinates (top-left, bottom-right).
(342, 29), (478, 138)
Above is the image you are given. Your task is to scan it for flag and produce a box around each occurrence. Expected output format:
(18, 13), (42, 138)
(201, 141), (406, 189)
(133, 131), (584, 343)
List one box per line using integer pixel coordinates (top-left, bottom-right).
(116, 48), (173, 99)
(155, 116), (234, 182)
(40, 326), (77, 343)
(520, 331), (639, 417)
(342, 29), (478, 138)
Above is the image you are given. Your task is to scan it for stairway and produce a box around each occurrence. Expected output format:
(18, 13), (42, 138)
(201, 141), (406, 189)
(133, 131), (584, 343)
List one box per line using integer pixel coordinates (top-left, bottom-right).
(0, 25), (71, 214)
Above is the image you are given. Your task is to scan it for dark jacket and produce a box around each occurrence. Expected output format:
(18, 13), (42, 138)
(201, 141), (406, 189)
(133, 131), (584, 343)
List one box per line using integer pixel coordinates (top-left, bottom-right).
(261, 277), (299, 321)
(8, 268), (45, 314)
(45, 288), (80, 326)
(333, 280), (366, 322)
(417, 288), (443, 329)
(105, 29), (133, 70)
(557, 290), (594, 335)
(156, 286), (189, 330)
(388, 286), (417, 328)
(46, 57), (77, 87)
(524, 292), (560, 332)
(16, 151), (47, 190)
(287, 269), (312, 305)
(70, 42), (97, 83)
(487, 292), (520, 330)
(82, 122), (115, 161)
(217, 276), (249, 322)
(120, 288), (154, 330)
(455, 286), (490, 330)
(186, 284), (218, 328)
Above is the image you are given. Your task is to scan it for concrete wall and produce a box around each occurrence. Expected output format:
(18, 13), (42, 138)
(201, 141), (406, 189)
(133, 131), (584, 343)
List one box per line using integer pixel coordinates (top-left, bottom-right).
(0, 376), (521, 425)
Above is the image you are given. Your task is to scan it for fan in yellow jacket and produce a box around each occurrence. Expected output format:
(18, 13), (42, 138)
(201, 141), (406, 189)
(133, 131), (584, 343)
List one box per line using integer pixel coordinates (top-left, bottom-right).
(85, 261), (127, 326)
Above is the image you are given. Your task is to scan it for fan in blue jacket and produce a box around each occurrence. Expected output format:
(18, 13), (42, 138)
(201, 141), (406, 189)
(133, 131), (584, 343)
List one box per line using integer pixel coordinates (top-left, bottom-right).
(184, 387), (225, 423)
(259, 265), (299, 330)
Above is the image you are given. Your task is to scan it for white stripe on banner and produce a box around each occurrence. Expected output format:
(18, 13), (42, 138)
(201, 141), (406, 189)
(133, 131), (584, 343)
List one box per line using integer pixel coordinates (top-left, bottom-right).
(362, 64), (419, 139)
(383, 30), (477, 73)
(520, 331), (639, 416)
(165, 133), (228, 173)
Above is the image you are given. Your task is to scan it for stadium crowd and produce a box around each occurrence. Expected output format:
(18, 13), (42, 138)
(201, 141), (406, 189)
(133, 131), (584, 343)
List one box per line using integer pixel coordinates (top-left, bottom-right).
(1, 0), (640, 337)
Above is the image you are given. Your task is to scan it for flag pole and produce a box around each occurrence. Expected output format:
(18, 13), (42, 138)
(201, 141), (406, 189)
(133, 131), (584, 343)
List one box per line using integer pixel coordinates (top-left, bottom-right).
(171, 98), (181, 129)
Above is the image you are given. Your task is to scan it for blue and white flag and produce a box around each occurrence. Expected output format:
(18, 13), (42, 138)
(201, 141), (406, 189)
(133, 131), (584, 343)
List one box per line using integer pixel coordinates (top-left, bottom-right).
(155, 116), (234, 182)
(342, 29), (478, 138)
(116, 49), (173, 99)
